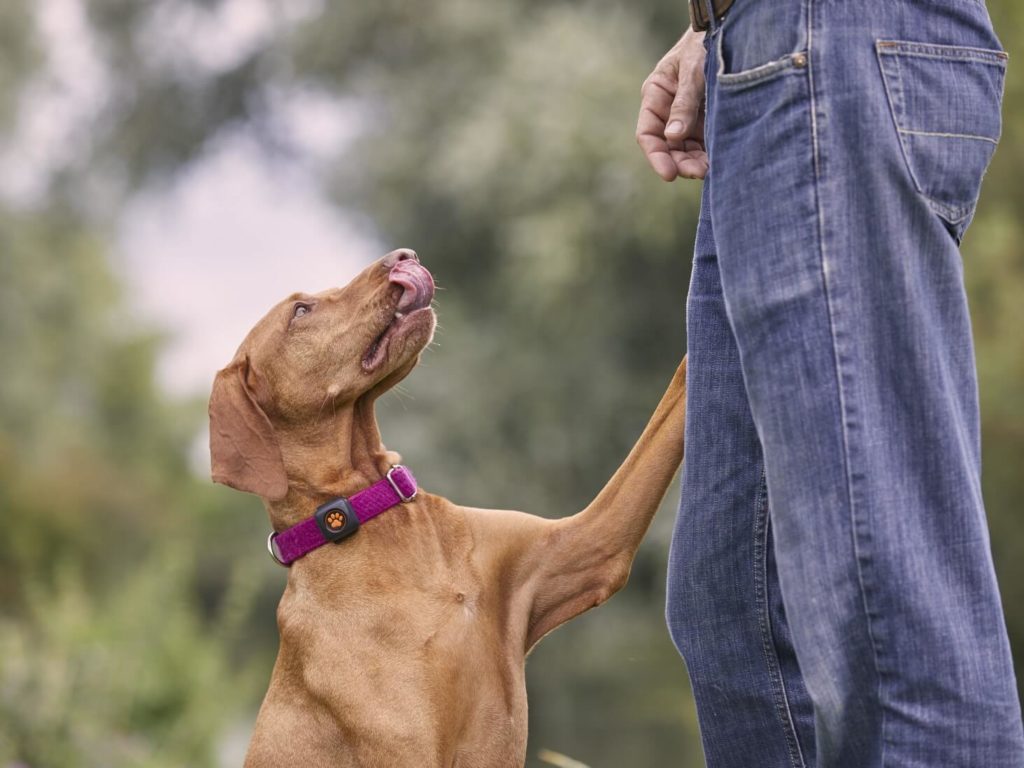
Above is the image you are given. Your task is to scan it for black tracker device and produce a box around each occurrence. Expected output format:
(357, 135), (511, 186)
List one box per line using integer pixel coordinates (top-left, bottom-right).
(315, 497), (360, 542)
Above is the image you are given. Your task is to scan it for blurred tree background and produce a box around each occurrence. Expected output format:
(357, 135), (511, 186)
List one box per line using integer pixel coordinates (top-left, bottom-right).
(0, 1), (1021, 766)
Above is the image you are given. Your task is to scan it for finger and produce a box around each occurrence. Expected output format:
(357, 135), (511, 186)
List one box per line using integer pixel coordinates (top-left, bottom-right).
(666, 74), (706, 144)
(671, 148), (708, 180)
(676, 159), (707, 180)
(636, 90), (679, 181)
(670, 107), (706, 153)
(638, 134), (679, 181)
(639, 72), (677, 122)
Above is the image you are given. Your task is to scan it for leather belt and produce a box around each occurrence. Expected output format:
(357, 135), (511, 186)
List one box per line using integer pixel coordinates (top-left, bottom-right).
(688, 0), (734, 31)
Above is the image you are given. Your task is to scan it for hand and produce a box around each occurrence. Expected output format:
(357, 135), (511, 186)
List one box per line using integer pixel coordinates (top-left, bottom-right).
(636, 28), (708, 181)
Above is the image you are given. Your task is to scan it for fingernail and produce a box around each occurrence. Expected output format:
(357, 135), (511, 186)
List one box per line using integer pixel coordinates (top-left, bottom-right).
(666, 120), (684, 135)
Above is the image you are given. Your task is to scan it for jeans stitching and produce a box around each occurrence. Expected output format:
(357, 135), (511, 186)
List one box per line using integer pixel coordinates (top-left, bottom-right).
(877, 47), (934, 212)
(808, 1), (889, 761)
(876, 40), (1004, 225)
(715, 9), (809, 90)
(719, 53), (804, 88)
(876, 40), (1008, 65)
(898, 128), (999, 144)
(752, 469), (806, 768)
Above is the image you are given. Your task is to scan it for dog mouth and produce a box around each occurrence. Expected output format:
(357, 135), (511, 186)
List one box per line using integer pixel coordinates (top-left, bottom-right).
(362, 261), (436, 372)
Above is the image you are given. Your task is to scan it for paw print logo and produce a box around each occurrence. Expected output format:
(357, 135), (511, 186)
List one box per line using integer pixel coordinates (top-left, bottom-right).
(325, 510), (346, 530)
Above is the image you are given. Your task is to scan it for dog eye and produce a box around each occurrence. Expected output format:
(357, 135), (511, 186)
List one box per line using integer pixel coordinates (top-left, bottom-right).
(292, 303), (313, 319)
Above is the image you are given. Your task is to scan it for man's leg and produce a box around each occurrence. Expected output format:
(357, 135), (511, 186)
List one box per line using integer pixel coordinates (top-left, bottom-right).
(705, 0), (1024, 764)
(666, 173), (816, 767)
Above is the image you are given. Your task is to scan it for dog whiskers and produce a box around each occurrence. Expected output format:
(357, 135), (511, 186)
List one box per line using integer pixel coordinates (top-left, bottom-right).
(314, 390), (335, 427)
(390, 383), (414, 411)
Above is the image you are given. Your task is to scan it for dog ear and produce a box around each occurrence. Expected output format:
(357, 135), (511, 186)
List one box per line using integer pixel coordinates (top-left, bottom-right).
(209, 356), (289, 501)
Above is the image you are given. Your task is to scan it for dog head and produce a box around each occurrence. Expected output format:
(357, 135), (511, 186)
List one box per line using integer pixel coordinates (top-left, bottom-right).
(208, 249), (436, 499)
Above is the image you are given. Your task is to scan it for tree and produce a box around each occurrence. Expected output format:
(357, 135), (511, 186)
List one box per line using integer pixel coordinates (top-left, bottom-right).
(2, 1), (1022, 764)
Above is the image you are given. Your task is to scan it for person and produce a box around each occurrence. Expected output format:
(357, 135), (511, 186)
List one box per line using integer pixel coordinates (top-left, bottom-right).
(637, 0), (1024, 765)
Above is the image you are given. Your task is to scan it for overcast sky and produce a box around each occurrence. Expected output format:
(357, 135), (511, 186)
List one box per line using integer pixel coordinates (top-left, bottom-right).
(117, 135), (380, 396)
(4, 0), (383, 397)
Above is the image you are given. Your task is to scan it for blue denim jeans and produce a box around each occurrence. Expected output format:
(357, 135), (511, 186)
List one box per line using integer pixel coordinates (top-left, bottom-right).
(665, 0), (1024, 765)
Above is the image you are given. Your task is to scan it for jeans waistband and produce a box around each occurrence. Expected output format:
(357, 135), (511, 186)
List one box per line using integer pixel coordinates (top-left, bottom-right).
(690, 0), (733, 32)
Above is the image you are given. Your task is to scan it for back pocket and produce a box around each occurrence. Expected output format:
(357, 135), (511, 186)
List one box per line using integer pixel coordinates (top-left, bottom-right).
(876, 41), (1007, 241)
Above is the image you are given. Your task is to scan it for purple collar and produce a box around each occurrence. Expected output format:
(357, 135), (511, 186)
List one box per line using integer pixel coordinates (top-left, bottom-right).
(267, 465), (418, 566)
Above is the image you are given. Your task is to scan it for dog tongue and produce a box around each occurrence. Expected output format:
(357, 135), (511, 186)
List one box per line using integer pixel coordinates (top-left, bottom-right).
(389, 261), (435, 312)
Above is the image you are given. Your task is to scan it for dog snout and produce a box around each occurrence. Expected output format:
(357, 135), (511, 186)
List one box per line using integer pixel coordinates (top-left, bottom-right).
(383, 248), (419, 268)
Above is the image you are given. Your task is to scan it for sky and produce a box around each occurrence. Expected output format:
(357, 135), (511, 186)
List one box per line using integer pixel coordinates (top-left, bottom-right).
(117, 134), (380, 396)
(3, 0), (383, 397)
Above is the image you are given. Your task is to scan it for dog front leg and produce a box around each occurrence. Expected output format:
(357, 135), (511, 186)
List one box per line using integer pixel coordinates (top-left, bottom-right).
(523, 356), (686, 651)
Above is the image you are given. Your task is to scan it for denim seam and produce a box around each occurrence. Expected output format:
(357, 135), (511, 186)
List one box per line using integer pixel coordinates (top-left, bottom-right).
(752, 469), (806, 768)
(718, 53), (806, 89)
(714, 9), (809, 91)
(877, 51), (940, 217)
(876, 42), (1001, 224)
(807, 1), (889, 762)
(898, 128), (999, 144)
(876, 40), (1008, 65)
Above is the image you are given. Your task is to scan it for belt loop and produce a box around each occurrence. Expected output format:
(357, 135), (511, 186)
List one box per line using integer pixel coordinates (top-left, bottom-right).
(702, 0), (719, 32)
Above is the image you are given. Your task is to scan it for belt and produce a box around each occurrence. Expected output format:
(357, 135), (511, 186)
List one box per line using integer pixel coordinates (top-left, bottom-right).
(688, 0), (734, 32)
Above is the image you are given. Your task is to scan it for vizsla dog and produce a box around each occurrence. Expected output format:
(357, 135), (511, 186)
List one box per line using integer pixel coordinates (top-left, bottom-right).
(209, 248), (687, 767)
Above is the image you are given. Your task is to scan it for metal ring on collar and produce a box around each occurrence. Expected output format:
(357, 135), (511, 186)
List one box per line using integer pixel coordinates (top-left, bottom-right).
(387, 464), (417, 503)
(266, 531), (289, 567)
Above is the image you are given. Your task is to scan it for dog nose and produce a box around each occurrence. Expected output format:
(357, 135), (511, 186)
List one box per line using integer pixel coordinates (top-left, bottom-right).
(383, 248), (419, 268)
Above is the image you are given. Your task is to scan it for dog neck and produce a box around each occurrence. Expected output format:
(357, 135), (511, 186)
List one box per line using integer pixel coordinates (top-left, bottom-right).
(266, 393), (402, 529)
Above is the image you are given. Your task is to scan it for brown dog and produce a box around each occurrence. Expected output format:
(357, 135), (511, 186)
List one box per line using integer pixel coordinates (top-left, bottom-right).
(209, 248), (687, 767)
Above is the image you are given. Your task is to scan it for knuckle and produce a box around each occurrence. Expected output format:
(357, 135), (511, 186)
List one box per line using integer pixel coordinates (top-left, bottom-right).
(644, 70), (674, 94)
(672, 89), (692, 108)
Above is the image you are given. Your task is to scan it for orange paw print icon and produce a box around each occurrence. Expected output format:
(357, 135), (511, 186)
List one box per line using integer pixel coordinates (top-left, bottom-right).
(325, 511), (346, 530)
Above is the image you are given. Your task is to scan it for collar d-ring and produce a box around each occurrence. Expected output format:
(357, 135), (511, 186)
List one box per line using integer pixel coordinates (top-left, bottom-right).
(267, 531), (288, 567)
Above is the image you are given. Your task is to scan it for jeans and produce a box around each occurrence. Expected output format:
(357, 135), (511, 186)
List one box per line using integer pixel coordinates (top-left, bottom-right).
(665, 0), (1024, 765)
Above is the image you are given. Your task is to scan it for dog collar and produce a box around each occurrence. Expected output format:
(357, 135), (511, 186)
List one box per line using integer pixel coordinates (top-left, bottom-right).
(266, 465), (418, 566)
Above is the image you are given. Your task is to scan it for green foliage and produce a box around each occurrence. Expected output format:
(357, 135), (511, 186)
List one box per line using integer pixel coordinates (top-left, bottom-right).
(0, 207), (276, 766)
(0, 555), (248, 766)
(0, 2), (36, 131)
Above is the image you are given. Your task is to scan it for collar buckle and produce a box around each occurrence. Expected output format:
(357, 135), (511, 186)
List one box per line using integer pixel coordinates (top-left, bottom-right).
(266, 465), (418, 566)
(387, 464), (417, 503)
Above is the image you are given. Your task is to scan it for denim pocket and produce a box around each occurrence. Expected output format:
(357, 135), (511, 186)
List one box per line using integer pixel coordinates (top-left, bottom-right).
(717, 26), (808, 91)
(876, 40), (1007, 241)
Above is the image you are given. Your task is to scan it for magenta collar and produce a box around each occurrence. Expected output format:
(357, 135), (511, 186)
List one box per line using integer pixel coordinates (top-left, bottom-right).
(267, 465), (418, 566)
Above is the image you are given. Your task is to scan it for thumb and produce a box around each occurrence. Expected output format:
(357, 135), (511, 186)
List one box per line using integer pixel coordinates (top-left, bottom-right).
(665, 78), (703, 141)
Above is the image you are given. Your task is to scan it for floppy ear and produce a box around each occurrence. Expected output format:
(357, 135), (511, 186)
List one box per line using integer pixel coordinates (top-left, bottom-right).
(209, 357), (289, 501)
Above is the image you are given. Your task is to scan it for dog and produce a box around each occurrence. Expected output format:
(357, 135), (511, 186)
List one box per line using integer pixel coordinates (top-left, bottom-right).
(209, 248), (687, 767)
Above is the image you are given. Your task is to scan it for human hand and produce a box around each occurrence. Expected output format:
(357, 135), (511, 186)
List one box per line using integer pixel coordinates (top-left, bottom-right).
(636, 29), (708, 181)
